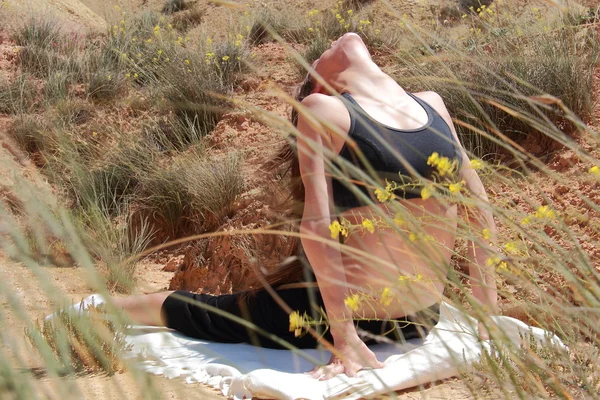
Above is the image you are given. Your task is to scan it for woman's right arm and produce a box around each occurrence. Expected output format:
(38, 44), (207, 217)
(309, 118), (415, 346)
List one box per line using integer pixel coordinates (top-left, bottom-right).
(296, 93), (384, 378)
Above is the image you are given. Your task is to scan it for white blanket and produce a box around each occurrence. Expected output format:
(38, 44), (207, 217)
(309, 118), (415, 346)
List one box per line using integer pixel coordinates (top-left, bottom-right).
(123, 302), (566, 399)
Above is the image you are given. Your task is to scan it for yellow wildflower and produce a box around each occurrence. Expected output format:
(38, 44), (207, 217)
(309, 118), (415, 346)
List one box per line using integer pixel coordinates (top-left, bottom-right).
(482, 228), (491, 240)
(308, 27), (314, 32)
(496, 262), (509, 273)
(504, 242), (520, 255)
(362, 219), (375, 234)
(448, 181), (463, 194)
(427, 152), (440, 166)
(398, 275), (411, 283)
(157, 49), (163, 55)
(146, 38), (152, 43)
(394, 213), (405, 226)
(535, 205), (556, 220)
(222, 55), (230, 61)
(235, 39), (242, 47)
(329, 220), (348, 239)
(469, 159), (484, 170)
(486, 255), (503, 268)
(435, 157), (456, 176)
(347, 10), (353, 16)
(521, 215), (533, 225)
(289, 311), (305, 337)
(184, 59), (190, 65)
(133, 73), (138, 78)
(421, 186), (432, 200)
(308, 9), (319, 17)
(588, 166), (600, 176)
(154, 25), (160, 32)
(409, 232), (418, 242)
(207, 37), (213, 46)
(106, 74), (112, 81)
(380, 287), (393, 306)
(344, 293), (362, 312)
(375, 181), (396, 202)
(427, 152), (457, 176)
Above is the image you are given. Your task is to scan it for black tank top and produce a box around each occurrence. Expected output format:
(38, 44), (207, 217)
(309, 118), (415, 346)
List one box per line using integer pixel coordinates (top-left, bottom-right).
(331, 92), (462, 210)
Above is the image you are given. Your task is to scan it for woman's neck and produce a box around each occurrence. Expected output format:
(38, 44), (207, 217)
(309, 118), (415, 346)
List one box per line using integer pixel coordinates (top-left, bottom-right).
(335, 67), (403, 99)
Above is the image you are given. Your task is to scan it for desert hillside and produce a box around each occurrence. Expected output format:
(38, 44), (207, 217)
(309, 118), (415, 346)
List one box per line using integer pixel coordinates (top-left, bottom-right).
(1, 0), (600, 398)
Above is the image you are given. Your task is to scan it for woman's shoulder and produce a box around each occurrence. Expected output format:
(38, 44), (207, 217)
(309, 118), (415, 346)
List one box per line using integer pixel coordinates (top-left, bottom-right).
(411, 90), (444, 105)
(299, 93), (350, 137)
(299, 93), (350, 125)
(412, 91), (451, 119)
(300, 93), (343, 108)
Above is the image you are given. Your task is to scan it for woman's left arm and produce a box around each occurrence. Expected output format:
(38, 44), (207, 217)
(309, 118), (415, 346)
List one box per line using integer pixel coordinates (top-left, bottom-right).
(421, 92), (498, 337)
(296, 94), (384, 379)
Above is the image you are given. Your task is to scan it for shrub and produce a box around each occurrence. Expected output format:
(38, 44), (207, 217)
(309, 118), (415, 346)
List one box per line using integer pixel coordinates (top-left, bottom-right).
(86, 68), (127, 102)
(171, 7), (205, 31)
(162, 0), (188, 14)
(393, 27), (598, 157)
(66, 157), (140, 217)
(136, 150), (244, 237)
(141, 114), (207, 152)
(248, 9), (312, 45)
(180, 151), (245, 220)
(342, 0), (375, 10)
(44, 70), (71, 101)
(15, 21), (87, 80)
(210, 40), (251, 89)
(8, 114), (54, 155)
(160, 51), (229, 135)
(0, 74), (39, 114)
(13, 15), (62, 48)
(53, 98), (95, 126)
(79, 203), (155, 293)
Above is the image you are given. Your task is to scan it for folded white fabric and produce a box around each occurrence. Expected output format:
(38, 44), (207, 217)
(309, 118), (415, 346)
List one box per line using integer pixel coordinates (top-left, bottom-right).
(123, 302), (566, 400)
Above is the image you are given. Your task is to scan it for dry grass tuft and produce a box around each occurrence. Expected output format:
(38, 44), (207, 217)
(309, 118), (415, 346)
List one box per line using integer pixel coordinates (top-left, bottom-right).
(25, 304), (131, 375)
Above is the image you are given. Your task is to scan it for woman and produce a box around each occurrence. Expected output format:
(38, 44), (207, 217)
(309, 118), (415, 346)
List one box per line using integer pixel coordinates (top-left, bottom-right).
(75, 33), (497, 380)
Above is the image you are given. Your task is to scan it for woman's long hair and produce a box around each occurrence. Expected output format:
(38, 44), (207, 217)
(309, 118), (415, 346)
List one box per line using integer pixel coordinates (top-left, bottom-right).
(246, 73), (316, 290)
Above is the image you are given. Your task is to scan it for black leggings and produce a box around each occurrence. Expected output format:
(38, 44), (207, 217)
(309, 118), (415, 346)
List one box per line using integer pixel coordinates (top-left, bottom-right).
(161, 285), (440, 349)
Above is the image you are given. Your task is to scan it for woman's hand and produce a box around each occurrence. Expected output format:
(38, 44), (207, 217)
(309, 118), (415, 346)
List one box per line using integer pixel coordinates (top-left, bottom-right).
(308, 336), (385, 380)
